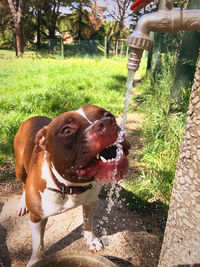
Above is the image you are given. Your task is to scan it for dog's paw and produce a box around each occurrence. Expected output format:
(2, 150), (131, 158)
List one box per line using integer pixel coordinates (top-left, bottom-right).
(87, 237), (104, 252)
(84, 231), (104, 252)
(17, 192), (29, 216)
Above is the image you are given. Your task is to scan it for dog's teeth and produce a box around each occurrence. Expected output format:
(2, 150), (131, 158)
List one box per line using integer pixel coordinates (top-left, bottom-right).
(100, 156), (107, 163)
(96, 153), (100, 159)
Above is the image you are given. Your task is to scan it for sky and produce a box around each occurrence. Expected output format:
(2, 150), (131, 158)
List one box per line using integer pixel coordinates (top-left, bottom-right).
(59, 0), (133, 27)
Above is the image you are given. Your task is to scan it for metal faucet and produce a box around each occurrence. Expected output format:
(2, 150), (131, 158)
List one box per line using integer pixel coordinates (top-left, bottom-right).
(127, 0), (200, 70)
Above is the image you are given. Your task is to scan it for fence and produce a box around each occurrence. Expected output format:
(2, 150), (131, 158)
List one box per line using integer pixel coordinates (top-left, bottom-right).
(39, 38), (129, 58)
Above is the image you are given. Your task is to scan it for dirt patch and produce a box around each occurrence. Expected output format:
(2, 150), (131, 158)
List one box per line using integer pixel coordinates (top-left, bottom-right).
(0, 87), (166, 267)
(0, 187), (164, 267)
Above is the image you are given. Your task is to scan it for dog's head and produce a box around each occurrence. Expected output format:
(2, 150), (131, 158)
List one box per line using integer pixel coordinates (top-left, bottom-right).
(34, 105), (130, 184)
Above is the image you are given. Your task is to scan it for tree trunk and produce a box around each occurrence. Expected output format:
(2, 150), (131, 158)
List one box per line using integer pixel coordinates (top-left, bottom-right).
(37, 9), (41, 50)
(170, 0), (200, 105)
(106, 20), (117, 56)
(7, 0), (24, 55)
(77, 1), (83, 40)
(159, 51), (200, 266)
(15, 21), (24, 55)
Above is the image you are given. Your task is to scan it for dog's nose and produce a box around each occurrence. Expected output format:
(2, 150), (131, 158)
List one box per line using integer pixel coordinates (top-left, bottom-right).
(92, 118), (119, 132)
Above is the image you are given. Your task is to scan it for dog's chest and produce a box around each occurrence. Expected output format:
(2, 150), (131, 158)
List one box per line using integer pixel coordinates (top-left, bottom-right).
(40, 189), (86, 218)
(40, 159), (100, 218)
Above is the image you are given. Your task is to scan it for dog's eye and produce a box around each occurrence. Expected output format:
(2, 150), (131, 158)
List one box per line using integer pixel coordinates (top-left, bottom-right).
(60, 126), (73, 135)
(105, 112), (113, 118)
(105, 112), (115, 120)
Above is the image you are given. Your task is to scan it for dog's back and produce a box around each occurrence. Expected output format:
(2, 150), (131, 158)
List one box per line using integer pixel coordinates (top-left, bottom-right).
(14, 116), (51, 184)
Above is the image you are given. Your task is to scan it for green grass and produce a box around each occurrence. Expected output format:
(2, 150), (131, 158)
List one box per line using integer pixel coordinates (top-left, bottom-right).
(125, 53), (187, 205)
(0, 50), (187, 208)
(0, 55), (129, 167)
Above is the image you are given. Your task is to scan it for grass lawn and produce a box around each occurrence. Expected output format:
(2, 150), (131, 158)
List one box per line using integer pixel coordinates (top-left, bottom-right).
(0, 50), (179, 210)
(0, 55), (132, 167)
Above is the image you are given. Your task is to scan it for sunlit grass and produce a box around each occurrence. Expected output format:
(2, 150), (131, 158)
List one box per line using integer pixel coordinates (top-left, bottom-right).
(125, 53), (187, 205)
(0, 56), (129, 166)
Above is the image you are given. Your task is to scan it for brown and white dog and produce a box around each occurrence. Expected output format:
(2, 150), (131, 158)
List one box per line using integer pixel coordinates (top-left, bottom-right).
(14, 105), (130, 266)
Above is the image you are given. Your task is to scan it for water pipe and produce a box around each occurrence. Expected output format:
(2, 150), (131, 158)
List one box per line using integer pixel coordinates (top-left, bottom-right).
(127, 0), (200, 71)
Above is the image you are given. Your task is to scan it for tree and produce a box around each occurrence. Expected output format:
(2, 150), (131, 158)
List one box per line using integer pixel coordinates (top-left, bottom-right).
(106, 0), (131, 41)
(61, 0), (105, 40)
(7, 0), (25, 55)
(88, 0), (105, 39)
(0, 0), (13, 47)
(42, 0), (62, 39)
(67, 0), (91, 40)
(103, 0), (131, 55)
(29, 0), (72, 49)
(170, 0), (200, 106)
(159, 50), (200, 266)
(29, 0), (43, 49)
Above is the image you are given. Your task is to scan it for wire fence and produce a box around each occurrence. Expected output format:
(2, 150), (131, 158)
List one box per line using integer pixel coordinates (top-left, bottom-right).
(0, 37), (130, 59)
(40, 38), (129, 58)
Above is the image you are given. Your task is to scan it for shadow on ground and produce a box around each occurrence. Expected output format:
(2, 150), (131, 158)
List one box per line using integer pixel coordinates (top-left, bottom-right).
(0, 202), (12, 267)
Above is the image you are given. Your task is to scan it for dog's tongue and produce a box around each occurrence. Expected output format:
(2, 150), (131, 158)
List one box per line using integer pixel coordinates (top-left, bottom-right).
(77, 155), (129, 184)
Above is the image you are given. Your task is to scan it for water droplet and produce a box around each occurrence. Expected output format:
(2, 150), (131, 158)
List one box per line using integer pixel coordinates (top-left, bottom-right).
(102, 228), (107, 236)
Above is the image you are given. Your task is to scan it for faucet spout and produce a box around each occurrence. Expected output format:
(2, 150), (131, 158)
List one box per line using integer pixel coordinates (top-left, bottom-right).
(135, 8), (200, 36)
(127, 0), (200, 70)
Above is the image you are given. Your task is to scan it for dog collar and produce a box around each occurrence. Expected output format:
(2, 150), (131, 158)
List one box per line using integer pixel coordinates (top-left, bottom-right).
(48, 163), (93, 199)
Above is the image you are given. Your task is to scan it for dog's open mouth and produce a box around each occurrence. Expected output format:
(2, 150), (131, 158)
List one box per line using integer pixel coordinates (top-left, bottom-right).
(77, 143), (129, 184)
(97, 144), (118, 162)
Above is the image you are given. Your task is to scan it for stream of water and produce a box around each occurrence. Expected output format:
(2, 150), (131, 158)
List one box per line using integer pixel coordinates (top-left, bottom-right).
(106, 69), (136, 213)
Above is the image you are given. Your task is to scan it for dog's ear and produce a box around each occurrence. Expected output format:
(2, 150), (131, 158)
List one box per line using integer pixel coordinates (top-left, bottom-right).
(34, 126), (48, 153)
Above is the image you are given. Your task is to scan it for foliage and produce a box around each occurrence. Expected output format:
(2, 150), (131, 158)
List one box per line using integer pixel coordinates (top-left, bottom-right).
(162, 33), (183, 54)
(174, 0), (187, 8)
(87, 0), (106, 38)
(62, 0), (105, 40)
(0, 0), (13, 47)
(125, 53), (187, 205)
(103, 0), (131, 39)
(0, 55), (128, 167)
(0, 0), (132, 54)
(28, 0), (73, 39)
(63, 9), (90, 39)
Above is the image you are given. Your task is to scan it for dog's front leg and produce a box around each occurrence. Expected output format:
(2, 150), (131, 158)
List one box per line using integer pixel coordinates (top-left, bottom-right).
(27, 218), (48, 267)
(82, 202), (104, 251)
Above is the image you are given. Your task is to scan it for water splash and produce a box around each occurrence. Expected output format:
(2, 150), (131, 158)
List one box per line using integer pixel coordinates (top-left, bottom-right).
(106, 69), (135, 213)
(98, 69), (135, 238)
